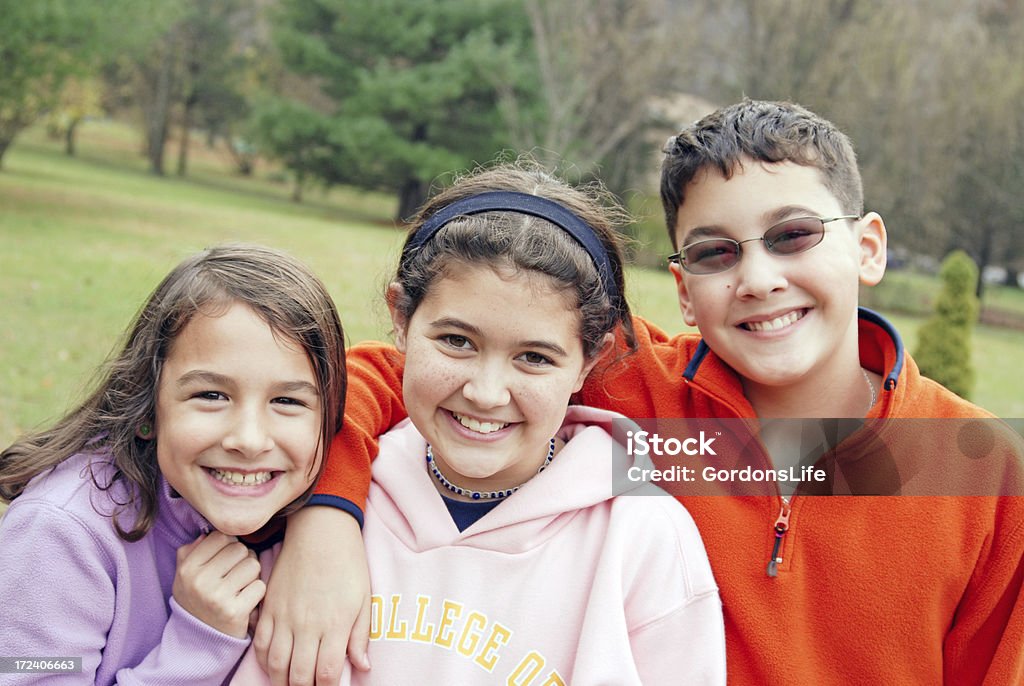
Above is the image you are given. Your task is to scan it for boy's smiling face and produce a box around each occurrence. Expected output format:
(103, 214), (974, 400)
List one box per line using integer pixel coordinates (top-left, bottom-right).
(669, 158), (886, 399)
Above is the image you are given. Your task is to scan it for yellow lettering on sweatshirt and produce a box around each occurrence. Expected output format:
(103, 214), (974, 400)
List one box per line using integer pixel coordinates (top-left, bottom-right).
(456, 611), (487, 657)
(384, 594), (409, 640)
(410, 595), (435, 643)
(368, 595), (383, 640)
(505, 651), (565, 685)
(434, 599), (463, 649)
(368, 594), (560, 681)
(507, 651), (544, 685)
(474, 622), (512, 672)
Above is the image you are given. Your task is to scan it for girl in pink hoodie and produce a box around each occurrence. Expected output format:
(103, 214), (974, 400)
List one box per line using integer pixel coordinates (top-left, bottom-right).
(236, 161), (726, 685)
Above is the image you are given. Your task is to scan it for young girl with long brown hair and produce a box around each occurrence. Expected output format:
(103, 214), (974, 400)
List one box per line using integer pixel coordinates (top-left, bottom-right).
(0, 244), (346, 685)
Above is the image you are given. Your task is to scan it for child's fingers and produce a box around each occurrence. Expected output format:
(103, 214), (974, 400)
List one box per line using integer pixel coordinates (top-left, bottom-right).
(249, 603), (261, 637)
(346, 594), (372, 673)
(173, 535), (264, 638)
(252, 610), (275, 668)
(219, 549), (263, 593)
(182, 537), (251, 582)
(174, 533), (206, 565)
(288, 634), (321, 686)
(236, 576), (267, 614)
(262, 628), (296, 686)
(317, 630), (350, 684)
(173, 546), (265, 639)
(176, 530), (241, 568)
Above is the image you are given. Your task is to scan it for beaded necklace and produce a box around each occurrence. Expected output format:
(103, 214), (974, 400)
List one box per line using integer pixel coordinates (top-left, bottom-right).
(426, 438), (557, 500)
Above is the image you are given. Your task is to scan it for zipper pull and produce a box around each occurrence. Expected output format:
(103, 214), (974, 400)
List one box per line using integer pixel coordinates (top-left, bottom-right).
(766, 499), (792, 578)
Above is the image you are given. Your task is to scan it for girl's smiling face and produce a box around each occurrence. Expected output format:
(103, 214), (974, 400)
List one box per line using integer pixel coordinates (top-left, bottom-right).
(392, 265), (604, 497)
(154, 302), (323, 535)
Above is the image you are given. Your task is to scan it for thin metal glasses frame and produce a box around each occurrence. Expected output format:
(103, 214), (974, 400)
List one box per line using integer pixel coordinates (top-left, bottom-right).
(667, 215), (860, 274)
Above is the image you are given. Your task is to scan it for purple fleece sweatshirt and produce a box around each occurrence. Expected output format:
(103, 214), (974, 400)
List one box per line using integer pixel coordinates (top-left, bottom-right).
(0, 452), (250, 685)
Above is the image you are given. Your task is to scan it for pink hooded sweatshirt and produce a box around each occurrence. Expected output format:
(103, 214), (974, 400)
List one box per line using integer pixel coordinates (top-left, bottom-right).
(234, 406), (725, 684)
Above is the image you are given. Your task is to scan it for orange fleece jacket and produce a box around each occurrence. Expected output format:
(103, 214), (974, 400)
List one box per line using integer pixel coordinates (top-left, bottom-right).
(312, 309), (1024, 685)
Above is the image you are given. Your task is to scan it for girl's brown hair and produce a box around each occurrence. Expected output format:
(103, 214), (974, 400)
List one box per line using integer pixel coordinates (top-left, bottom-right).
(391, 159), (637, 359)
(0, 244), (346, 541)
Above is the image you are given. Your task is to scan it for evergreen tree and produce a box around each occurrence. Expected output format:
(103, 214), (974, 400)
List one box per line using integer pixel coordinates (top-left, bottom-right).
(264, 0), (535, 219)
(914, 250), (980, 399)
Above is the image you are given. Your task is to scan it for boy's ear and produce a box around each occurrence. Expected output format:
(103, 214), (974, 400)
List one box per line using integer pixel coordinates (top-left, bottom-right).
(386, 282), (409, 353)
(668, 262), (699, 327)
(574, 333), (615, 393)
(857, 212), (887, 286)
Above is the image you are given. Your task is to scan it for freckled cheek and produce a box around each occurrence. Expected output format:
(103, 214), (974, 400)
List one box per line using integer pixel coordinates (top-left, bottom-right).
(515, 379), (574, 417)
(406, 358), (465, 397)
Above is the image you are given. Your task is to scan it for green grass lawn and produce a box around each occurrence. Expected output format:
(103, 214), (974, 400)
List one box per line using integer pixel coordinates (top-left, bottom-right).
(1, 120), (406, 445)
(2, 119), (1022, 452)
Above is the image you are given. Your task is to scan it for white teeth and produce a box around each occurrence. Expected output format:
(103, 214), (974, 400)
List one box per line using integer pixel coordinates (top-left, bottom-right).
(744, 310), (803, 332)
(453, 413), (508, 434)
(211, 469), (273, 486)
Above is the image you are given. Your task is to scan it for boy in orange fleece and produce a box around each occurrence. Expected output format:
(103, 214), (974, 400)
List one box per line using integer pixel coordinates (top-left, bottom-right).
(257, 101), (1024, 686)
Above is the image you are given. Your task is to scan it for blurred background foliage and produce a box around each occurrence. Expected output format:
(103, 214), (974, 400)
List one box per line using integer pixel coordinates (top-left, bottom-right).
(2, 0), (1024, 446)
(2, 0), (1022, 291)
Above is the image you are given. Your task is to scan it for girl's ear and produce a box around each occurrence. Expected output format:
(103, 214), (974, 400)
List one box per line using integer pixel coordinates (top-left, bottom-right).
(857, 212), (887, 286)
(573, 333), (615, 393)
(136, 421), (155, 440)
(386, 282), (410, 353)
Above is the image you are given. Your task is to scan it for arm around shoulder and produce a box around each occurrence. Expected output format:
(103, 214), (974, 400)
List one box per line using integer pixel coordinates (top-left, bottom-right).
(578, 314), (697, 416)
(313, 342), (408, 515)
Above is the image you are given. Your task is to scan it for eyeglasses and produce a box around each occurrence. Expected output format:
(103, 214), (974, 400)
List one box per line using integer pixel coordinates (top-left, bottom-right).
(667, 215), (860, 275)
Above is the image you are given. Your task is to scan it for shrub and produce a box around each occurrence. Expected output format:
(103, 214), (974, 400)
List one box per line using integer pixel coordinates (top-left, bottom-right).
(913, 250), (979, 398)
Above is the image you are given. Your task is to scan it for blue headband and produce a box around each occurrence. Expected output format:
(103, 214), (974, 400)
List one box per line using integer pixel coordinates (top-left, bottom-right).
(402, 190), (620, 305)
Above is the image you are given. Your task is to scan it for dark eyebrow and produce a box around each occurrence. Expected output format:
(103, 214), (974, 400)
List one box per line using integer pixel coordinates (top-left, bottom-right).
(273, 380), (320, 396)
(175, 370), (233, 388)
(520, 340), (569, 358)
(428, 317), (482, 336)
(682, 204), (825, 245)
(176, 370), (317, 396)
(763, 204), (822, 225)
(429, 318), (569, 358)
(682, 225), (728, 243)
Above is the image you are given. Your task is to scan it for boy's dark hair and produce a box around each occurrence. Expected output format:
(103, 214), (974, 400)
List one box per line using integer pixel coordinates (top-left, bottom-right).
(0, 244), (346, 541)
(660, 99), (864, 249)
(392, 158), (637, 359)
